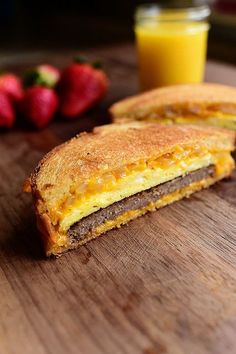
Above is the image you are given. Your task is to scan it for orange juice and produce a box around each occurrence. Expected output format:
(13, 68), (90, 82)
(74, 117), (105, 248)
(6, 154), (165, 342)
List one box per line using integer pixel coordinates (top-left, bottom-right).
(135, 5), (210, 90)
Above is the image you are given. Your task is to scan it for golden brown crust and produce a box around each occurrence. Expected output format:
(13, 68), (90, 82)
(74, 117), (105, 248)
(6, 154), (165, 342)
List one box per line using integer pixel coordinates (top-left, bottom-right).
(109, 83), (236, 122)
(25, 122), (236, 256)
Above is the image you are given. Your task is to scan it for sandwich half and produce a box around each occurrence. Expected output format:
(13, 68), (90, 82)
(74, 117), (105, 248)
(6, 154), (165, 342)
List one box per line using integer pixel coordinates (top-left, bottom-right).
(24, 123), (235, 256)
(110, 83), (236, 130)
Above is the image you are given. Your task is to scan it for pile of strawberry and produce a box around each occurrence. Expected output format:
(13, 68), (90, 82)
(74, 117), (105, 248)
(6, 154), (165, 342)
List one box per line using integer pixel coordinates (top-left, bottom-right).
(0, 57), (109, 129)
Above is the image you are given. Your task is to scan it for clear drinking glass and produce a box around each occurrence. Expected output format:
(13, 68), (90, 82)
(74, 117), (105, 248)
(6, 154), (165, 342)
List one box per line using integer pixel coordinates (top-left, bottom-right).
(135, 3), (211, 90)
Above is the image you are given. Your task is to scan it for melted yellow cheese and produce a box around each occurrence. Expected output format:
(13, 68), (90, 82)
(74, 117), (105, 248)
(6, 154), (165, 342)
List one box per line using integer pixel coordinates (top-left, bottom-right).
(147, 114), (236, 129)
(174, 116), (236, 129)
(59, 149), (234, 232)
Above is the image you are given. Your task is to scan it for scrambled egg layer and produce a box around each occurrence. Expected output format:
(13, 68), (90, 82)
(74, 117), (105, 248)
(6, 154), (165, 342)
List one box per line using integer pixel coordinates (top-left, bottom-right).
(58, 146), (234, 232)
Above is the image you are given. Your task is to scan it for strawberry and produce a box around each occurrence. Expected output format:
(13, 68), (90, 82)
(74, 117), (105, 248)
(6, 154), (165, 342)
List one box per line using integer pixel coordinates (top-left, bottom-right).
(0, 90), (15, 128)
(0, 73), (23, 102)
(57, 62), (109, 118)
(20, 86), (58, 129)
(24, 64), (60, 89)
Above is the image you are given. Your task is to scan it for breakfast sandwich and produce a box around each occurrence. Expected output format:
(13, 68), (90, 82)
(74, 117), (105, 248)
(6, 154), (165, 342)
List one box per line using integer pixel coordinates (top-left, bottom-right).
(24, 123), (235, 256)
(110, 83), (236, 130)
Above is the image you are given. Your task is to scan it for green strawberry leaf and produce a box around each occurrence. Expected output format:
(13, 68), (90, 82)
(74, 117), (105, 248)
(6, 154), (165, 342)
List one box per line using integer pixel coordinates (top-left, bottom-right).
(74, 55), (89, 64)
(24, 69), (55, 88)
(92, 60), (103, 69)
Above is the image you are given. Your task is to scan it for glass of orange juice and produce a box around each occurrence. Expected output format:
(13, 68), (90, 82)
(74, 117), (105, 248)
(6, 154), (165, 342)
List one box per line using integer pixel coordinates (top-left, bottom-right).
(135, 3), (211, 90)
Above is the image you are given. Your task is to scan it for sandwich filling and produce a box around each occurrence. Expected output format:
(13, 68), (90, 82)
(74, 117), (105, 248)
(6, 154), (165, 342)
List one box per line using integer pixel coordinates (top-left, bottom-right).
(133, 114), (236, 130)
(68, 165), (214, 242)
(55, 146), (234, 238)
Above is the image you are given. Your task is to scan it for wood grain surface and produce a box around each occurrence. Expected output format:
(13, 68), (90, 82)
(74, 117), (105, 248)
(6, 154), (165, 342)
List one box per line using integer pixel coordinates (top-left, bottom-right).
(0, 45), (236, 354)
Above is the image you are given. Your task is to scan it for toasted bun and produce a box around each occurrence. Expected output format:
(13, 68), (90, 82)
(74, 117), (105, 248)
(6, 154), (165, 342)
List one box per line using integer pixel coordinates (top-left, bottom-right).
(24, 123), (235, 256)
(110, 83), (236, 123)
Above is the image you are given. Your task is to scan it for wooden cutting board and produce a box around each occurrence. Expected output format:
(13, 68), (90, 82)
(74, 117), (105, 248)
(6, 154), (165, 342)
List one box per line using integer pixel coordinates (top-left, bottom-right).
(0, 45), (236, 354)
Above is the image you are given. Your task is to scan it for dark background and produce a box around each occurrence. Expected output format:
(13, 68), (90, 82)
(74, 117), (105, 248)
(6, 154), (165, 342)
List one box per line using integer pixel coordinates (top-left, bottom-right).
(0, 0), (235, 64)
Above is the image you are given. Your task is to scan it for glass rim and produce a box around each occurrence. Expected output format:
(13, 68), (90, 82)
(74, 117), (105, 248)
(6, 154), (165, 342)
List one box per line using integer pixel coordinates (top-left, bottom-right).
(135, 3), (211, 22)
